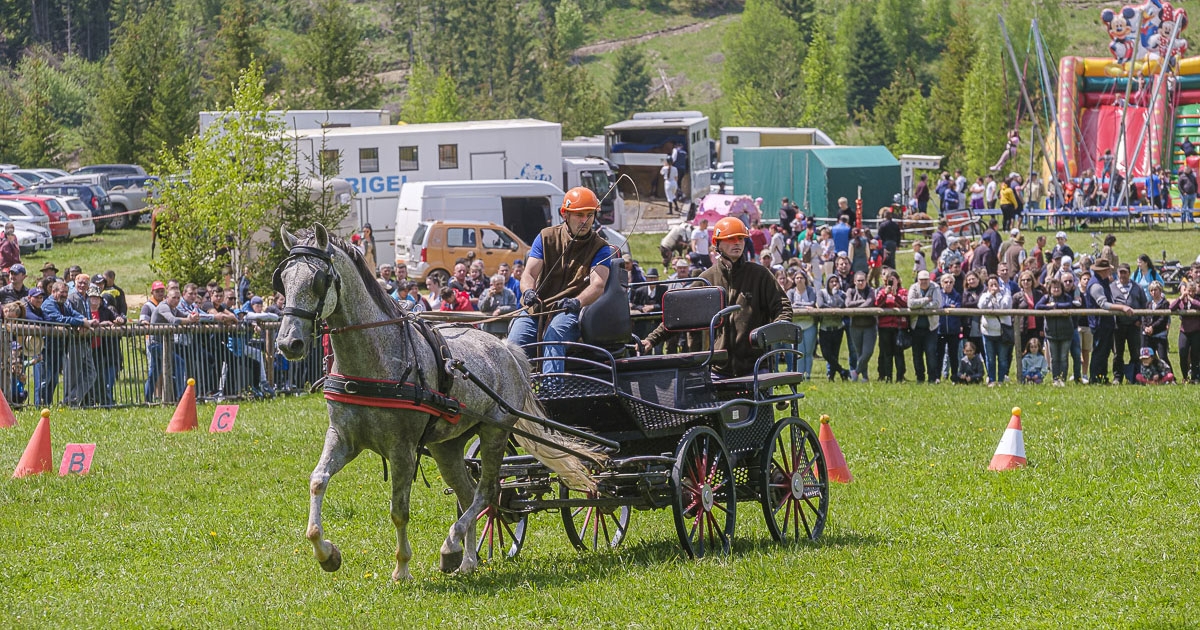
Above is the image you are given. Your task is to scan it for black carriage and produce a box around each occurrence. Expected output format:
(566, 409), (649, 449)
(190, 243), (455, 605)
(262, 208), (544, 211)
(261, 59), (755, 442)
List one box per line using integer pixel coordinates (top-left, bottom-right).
(464, 269), (830, 560)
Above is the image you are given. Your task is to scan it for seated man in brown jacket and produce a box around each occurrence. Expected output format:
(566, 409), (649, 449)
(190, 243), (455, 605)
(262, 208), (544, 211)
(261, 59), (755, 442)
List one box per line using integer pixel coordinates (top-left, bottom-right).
(640, 217), (792, 377)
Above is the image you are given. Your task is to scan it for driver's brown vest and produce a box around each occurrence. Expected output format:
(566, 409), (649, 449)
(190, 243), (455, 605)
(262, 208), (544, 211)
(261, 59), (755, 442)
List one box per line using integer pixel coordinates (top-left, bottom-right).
(534, 224), (607, 307)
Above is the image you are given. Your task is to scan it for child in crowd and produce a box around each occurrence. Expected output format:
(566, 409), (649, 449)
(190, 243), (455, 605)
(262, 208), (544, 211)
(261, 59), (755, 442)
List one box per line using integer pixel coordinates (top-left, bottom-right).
(956, 341), (985, 384)
(1021, 337), (1047, 384)
(1135, 347), (1175, 384)
(912, 241), (927, 275)
(868, 239), (885, 287)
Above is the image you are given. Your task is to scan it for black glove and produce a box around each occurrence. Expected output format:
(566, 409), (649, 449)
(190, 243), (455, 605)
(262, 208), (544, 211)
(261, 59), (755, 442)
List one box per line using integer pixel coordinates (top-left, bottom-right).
(559, 297), (582, 315)
(521, 289), (540, 307)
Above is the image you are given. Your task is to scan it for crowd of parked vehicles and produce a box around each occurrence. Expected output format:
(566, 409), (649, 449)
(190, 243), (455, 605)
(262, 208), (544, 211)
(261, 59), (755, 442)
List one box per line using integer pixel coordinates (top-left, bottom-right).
(0, 163), (157, 250)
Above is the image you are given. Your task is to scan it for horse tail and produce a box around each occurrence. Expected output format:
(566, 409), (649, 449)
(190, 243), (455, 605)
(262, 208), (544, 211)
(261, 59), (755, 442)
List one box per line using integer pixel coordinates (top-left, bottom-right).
(502, 342), (607, 493)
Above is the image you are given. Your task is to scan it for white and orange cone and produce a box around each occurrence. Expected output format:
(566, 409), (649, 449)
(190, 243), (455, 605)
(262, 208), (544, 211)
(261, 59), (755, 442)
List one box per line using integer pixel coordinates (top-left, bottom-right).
(988, 407), (1026, 471)
(818, 414), (852, 483)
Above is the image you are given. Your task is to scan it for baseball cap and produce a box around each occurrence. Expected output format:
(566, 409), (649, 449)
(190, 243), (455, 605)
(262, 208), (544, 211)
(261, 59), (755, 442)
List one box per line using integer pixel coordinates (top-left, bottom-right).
(92, 273), (105, 285)
(1062, 255), (1073, 266)
(86, 285), (101, 297)
(1055, 231), (1068, 239)
(9, 263), (25, 274)
(151, 281), (166, 291)
(250, 296), (264, 305)
(27, 287), (44, 298)
(917, 270), (931, 280)
(1140, 347), (1154, 359)
(1010, 228), (1020, 237)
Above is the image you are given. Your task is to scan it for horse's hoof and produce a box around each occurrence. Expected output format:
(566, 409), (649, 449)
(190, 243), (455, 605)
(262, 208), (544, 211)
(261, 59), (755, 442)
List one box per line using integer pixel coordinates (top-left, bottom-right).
(319, 544), (342, 572)
(440, 549), (463, 574)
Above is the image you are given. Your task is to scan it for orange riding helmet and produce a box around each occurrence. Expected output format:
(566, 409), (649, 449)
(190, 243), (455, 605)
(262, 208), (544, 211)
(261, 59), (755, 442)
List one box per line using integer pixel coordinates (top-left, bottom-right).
(560, 186), (601, 216)
(711, 216), (749, 245)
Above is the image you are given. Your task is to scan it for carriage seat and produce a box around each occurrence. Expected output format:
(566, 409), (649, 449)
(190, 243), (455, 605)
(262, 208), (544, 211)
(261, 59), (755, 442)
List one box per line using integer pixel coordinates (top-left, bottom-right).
(579, 262), (633, 354)
(711, 321), (808, 392)
(614, 349), (728, 371)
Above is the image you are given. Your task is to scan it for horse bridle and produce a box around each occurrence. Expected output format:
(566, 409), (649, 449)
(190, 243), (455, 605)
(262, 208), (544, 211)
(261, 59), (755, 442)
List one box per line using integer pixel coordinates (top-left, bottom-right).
(273, 244), (342, 323)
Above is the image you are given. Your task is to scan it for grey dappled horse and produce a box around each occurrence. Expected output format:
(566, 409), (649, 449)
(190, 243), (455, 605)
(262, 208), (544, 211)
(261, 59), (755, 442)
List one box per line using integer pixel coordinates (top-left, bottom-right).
(275, 224), (598, 580)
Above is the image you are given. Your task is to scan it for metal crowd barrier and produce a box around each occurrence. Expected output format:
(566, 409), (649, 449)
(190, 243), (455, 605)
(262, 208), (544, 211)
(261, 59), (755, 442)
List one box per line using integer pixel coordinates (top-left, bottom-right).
(0, 321), (324, 409)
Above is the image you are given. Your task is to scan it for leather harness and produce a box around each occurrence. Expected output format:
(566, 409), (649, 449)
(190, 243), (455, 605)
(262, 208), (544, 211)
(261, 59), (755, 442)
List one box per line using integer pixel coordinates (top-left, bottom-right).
(275, 242), (461, 424)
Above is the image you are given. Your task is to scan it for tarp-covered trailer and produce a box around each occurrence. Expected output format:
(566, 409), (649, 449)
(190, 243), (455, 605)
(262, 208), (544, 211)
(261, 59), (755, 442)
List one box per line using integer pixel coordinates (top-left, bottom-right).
(733, 146), (900, 220)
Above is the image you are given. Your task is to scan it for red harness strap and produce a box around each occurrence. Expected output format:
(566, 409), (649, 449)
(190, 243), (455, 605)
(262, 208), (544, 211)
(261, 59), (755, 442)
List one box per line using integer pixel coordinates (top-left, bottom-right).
(322, 373), (461, 424)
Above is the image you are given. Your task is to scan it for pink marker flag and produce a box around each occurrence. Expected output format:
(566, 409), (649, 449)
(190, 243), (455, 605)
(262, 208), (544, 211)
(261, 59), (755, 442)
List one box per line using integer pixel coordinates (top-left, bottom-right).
(59, 444), (96, 476)
(210, 405), (239, 433)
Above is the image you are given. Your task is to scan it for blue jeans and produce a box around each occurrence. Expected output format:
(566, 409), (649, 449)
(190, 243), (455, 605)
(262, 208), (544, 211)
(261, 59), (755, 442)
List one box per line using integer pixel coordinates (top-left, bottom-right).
(796, 325), (817, 376)
(983, 335), (1013, 383)
(1071, 329), (1083, 381)
(39, 341), (66, 404)
(508, 313), (580, 375)
(1182, 194), (1196, 221)
(146, 341), (187, 402)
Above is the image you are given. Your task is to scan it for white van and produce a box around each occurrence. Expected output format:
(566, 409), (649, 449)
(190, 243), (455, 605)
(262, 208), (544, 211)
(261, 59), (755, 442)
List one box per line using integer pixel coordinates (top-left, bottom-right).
(394, 180), (564, 267)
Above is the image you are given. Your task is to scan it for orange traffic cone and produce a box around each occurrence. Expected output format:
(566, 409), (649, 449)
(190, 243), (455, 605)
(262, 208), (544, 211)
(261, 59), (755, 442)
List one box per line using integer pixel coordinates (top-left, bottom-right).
(166, 378), (198, 433)
(818, 414), (852, 483)
(988, 407), (1027, 471)
(12, 409), (52, 478)
(0, 387), (16, 429)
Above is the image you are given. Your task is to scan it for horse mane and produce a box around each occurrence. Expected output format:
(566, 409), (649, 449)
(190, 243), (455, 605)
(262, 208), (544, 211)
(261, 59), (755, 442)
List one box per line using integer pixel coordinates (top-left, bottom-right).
(296, 228), (405, 319)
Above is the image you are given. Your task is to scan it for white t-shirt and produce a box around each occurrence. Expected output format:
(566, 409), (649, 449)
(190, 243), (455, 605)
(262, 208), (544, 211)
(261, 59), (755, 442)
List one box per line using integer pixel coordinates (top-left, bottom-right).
(691, 227), (710, 256)
(913, 251), (927, 274)
(985, 181), (998, 203)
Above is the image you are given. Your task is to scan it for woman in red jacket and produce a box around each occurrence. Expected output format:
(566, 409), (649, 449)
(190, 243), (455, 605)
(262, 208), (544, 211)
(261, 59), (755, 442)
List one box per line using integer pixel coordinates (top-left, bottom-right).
(874, 269), (909, 382)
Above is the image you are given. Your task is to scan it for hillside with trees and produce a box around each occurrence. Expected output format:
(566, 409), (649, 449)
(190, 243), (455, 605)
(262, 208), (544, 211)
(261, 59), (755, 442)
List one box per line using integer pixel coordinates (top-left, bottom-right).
(0, 0), (1113, 173)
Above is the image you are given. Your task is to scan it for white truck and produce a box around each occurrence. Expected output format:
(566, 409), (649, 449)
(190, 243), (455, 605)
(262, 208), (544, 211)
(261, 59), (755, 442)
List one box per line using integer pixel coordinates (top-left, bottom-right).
(199, 109), (390, 136)
(717, 127), (835, 165)
(604, 111), (714, 203)
(289, 118), (626, 265)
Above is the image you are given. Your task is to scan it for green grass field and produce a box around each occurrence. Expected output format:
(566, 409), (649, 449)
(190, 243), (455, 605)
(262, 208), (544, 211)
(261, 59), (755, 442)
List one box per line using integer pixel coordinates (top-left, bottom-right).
(1, 383), (1197, 626)
(3, 225), (1200, 625)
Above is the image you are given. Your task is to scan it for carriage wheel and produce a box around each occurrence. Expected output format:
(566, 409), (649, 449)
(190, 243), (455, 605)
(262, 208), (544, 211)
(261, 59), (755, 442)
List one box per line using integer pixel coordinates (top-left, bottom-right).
(463, 438), (528, 562)
(671, 426), (735, 559)
(559, 484), (631, 551)
(760, 417), (828, 543)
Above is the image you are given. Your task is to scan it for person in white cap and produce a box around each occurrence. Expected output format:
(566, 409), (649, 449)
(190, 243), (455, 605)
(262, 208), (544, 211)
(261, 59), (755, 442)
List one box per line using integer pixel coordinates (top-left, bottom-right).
(1052, 231), (1075, 261)
(908, 270), (942, 383)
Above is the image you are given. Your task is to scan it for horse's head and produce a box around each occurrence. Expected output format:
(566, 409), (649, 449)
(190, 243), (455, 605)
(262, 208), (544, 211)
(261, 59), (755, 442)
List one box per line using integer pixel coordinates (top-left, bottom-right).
(275, 223), (342, 360)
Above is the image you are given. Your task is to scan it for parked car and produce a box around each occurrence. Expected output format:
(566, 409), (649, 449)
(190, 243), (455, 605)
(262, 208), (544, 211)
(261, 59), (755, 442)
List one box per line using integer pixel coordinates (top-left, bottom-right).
(696, 167), (735, 194)
(0, 172), (29, 192)
(402, 220), (530, 284)
(59, 197), (97, 238)
(0, 198), (53, 231)
(6, 220), (53, 254)
(44, 174), (146, 229)
(7, 169), (54, 185)
(72, 164), (148, 177)
(0, 177), (21, 195)
(10, 195), (72, 241)
(30, 183), (111, 231)
(32, 168), (70, 180)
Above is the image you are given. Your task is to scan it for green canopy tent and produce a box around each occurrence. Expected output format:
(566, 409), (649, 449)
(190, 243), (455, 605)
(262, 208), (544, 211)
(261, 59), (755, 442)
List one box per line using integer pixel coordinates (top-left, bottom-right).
(733, 146), (901, 221)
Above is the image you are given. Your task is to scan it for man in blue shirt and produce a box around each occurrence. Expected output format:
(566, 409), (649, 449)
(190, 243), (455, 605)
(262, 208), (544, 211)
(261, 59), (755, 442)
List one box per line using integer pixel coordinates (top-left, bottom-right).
(831, 215), (851, 256)
(508, 187), (615, 374)
(41, 280), (93, 405)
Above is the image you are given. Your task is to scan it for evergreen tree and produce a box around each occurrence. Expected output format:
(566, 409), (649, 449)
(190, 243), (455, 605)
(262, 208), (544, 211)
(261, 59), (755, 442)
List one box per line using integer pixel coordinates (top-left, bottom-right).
(147, 25), (197, 163)
(799, 18), (846, 140)
(721, 0), (803, 127)
(94, 4), (161, 164)
(859, 79), (912, 151)
(610, 45), (651, 120)
(769, 0), (815, 41)
(875, 0), (923, 64)
(895, 90), (935, 155)
(15, 56), (62, 167)
(843, 16), (893, 115)
(0, 71), (19, 164)
(922, 0), (954, 56)
(927, 0), (973, 157)
(428, 70), (463, 122)
(0, 0), (32, 65)
(400, 61), (437, 123)
(292, 0), (380, 110)
(960, 39), (1007, 176)
(555, 0), (586, 52)
(210, 0), (272, 107)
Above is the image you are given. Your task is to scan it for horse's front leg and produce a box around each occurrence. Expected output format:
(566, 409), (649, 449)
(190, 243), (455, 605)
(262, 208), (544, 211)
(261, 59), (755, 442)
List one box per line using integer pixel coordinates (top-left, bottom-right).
(387, 446), (418, 581)
(307, 426), (356, 572)
(427, 436), (477, 573)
